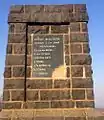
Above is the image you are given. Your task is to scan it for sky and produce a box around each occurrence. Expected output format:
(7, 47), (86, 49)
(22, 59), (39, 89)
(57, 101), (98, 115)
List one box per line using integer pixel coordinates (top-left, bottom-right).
(0, 0), (104, 108)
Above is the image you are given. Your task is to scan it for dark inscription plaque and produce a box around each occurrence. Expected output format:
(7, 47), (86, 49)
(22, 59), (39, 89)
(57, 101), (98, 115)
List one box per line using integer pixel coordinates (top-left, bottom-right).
(32, 35), (64, 77)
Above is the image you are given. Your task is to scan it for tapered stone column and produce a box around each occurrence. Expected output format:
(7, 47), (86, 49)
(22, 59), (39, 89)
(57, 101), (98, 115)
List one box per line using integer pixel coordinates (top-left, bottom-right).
(0, 4), (104, 120)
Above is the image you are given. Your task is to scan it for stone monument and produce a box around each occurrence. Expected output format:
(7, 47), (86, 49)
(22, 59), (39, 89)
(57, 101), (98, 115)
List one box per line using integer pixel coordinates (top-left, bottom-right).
(0, 4), (104, 120)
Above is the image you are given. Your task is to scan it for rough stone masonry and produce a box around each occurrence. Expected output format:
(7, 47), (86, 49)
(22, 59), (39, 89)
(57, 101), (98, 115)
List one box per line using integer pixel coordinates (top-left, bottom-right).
(0, 4), (104, 120)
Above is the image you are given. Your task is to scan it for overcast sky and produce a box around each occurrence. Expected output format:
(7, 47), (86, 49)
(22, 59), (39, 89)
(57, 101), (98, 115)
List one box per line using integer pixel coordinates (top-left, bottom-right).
(0, 0), (104, 108)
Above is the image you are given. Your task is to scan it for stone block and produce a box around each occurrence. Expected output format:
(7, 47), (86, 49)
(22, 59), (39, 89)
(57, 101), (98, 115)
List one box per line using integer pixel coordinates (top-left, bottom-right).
(65, 117), (86, 120)
(35, 117), (64, 120)
(71, 55), (92, 65)
(26, 90), (39, 100)
(65, 56), (70, 65)
(81, 22), (88, 32)
(74, 4), (86, 12)
(4, 67), (11, 78)
(6, 55), (25, 65)
(72, 78), (93, 88)
(71, 43), (82, 53)
(28, 25), (49, 34)
(44, 4), (73, 12)
(86, 89), (94, 100)
(13, 67), (31, 77)
(3, 102), (22, 109)
(54, 79), (70, 88)
(70, 33), (89, 42)
(8, 33), (26, 43)
(76, 101), (95, 108)
(67, 67), (70, 78)
(13, 44), (25, 54)
(10, 5), (24, 13)
(15, 23), (26, 33)
(72, 90), (85, 100)
(70, 23), (80, 32)
(11, 90), (24, 101)
(71, 66), (83, 77)
(23, 101), (49, 109)
(83, 43), (90, 53)
(51, 25), (68, 33)
(51, 100), (74, 108)
(64, 35), (69, 44)
(40, 90), (70, 100)
(3, 90), (10, 101)
(4, 79), (24, 89)
(26, 79), (52, 89)
(6, 44), (12, 54)
(65, 45), (69, 55)
(74, 12), (89, 22)
(85, 66), (93, 77)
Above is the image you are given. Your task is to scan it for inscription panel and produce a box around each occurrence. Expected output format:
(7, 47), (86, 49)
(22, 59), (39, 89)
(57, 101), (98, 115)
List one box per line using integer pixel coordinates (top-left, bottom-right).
(32, 35), (64, 77)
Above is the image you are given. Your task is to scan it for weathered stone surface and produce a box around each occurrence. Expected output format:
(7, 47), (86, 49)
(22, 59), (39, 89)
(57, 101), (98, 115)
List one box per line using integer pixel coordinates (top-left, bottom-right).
(74, 4), (86, 12)
(88, 116), (104, 120)
(15, 23), (26, 33)
(12, 110), (34, 119)
(74, 12), (89, 22)
(65, 56), (70, 65)
(64, 35), (69, 44)
(13, 44), (31, 55)
(13, 44), (25, 54)
(13, 67), (31, 77)
(8, 5), (88, 23)
(71, 43), (82, 53)
(35, 117), (64, 120)
(83, 43), (90, 53)
(4, 67), (11, 78)
(70, 33), (89, 42)
(8, 13), (31, 23)
(65, 45), (69, 55)
(67, 67), (70, 78)
(85, 66), (93, 77)
(11, 90), (24, 101)
(70, 23), (80, 32)
(51, 101), (74, 108)
(9, 23), (15, 33)
(10, 5), (24, 13)
(76, 101), (95, 108)
(8, 33), (26, 43)
(6, 44), (12, 54)
(44, 4), (73, 12)
(72, 90), (85, 100)
(26, 79), (52, 89)
(72, 78), (93, 88)
(71, 66), (83, 77)
(6, 55), (25, 65)
(26, 90), (39, 100)
(4, 79), (24, 89)
(3, 102), (22, 109)
(28, 25), (49, 34)
(40, 90), (70, 100)
(0, 110), (12, 119)
(54, 79), (70, 88)
(81, 22), (88, 32)
(23, 101), (49, 109)
(3, 90), (10, 101)
(87, 89), (94, 100)
(71, 55), (92, 65)
(65, 117), (86, 120)
(51, 25), (68, 33)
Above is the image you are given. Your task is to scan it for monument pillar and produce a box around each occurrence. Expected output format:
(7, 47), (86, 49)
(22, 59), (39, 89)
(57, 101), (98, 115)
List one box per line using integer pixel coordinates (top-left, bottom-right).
(0, 4), (104, 120)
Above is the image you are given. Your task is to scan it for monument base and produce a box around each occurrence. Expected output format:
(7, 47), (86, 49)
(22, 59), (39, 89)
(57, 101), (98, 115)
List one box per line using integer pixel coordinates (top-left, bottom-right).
(0, 108), (104, 120)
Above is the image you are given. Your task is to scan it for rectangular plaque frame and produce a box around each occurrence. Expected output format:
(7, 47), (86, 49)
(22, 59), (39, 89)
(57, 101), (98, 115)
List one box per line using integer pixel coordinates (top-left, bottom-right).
(31, 34), (65, 78)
